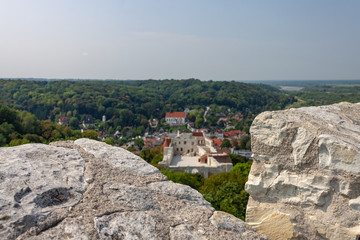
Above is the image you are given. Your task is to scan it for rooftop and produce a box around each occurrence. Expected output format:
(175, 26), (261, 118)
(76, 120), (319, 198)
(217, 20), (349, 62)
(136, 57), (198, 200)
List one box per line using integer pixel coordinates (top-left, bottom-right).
(212, 155), (232, 164)
(192, 132), (204, 137)
(212, 138), (222, 147)
(163, 139), (171, 147)
(170, 155), (205, 167)
(166, 112), (186, 118)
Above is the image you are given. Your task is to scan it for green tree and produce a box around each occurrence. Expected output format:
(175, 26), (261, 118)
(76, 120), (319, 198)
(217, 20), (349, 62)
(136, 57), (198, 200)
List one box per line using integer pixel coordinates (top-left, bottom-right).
(69, 117), (80, 129)
(0, 133), (6, 146)
(231, 162), (252, 179)
(231, 138), (240, 150)
(105, 137), (115, 145)
(220, 139), (231, 148)
(82, 130), (98, 140)
(134, 138), (144, 150)
(228, 154), (247, 165)
(195, 116), (204, 129)
(161, 169), (204, 190)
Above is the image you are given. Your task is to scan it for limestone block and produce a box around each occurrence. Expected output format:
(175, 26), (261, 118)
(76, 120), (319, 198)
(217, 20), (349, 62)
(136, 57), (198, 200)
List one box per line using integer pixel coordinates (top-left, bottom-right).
(94, 211), (157, 240)
(0, 144), (85, 239)
(246, 206), (294, 240)
(246, 102), (360, 240)
(74, 138), (160, 176)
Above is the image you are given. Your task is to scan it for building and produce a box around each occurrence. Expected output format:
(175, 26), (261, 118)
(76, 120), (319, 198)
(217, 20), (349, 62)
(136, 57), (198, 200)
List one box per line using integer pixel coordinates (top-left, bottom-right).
(165, 112), (186, 126)
(143, 137), (164, 149)
(159, 131), (233, 177)
(212, 138), (223, 148)
(223, 130), (247, 139)
(82, 114), (95, 128)
(149, 118), (159, 128)
(58, 117), (70, 126)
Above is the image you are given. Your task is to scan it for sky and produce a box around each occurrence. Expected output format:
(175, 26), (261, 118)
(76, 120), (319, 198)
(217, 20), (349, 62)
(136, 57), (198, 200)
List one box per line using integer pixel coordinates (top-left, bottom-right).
(0, 0), (359, 81)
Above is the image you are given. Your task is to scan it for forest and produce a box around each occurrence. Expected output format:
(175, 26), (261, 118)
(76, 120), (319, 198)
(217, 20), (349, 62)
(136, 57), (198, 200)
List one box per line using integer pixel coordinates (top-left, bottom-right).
(0, 103), (100, 146)
(0, 79), (294, 131)
(288, 84), (360, 108)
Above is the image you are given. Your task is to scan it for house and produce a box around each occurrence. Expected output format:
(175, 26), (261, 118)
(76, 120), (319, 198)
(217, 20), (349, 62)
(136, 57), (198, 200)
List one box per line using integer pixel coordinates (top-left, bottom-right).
(212, 138), (223, 148)
(144, 138), (164, 149)
(223, 130), (247, 139)
(98, 130), (108, 140)
(165, 112), (186, 126)
(58, 117), (70, 126)
(82, 114), (95, 128)
(217, 118), (229, 124)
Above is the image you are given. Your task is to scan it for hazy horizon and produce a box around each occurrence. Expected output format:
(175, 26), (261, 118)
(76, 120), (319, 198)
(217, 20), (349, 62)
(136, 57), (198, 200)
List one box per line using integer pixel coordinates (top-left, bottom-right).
(1, 1), (359, 81)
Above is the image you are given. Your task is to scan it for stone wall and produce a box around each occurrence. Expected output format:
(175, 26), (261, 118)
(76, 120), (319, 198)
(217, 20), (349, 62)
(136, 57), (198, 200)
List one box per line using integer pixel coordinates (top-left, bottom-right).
(245, 102), (360, 240)
(172, 133), (201, 156)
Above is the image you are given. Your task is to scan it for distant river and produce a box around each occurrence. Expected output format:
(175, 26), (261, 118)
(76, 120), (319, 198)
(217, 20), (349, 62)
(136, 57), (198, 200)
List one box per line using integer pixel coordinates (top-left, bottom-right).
(280, 86), (304, 91)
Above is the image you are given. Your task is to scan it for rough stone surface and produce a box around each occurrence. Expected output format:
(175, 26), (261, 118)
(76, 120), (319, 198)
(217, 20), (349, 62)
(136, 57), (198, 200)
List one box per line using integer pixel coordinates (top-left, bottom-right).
(246, 102), (360, 240)
(0, 138), (266, 239)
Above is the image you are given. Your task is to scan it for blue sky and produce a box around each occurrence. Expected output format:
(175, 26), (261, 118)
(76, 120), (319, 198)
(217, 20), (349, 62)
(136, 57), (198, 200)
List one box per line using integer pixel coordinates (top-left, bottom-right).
(0, 0), (359, 80)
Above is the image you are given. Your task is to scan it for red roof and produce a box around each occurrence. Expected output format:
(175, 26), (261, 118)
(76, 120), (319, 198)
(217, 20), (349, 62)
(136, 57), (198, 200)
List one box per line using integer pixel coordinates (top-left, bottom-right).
(223, 130), (246, 138)
(166, 112), (186, 118)
(163, 139), (171, 147)
(144, 138), (157, 148)
(212, 138), (222, 147)
(231, 116), (243, 121)
(58, 117), (70, 122)
(192, 132), (203, 137)
(218, 118), (229, 122)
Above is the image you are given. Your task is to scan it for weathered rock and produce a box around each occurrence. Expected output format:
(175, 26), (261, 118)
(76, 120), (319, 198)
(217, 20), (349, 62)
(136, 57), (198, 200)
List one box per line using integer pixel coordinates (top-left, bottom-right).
(0, 138), (266, 239)
(74, 138), (160, 176)
(246, 102), (360, 240)
(0, 144), (85, 239)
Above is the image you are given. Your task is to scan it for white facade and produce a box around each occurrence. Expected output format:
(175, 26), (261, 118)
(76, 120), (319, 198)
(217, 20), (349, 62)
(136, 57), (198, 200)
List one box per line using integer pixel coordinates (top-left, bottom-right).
(165, 117), (185, 126)
(165, 112), (186, 126)
(160, 132), (232, 178)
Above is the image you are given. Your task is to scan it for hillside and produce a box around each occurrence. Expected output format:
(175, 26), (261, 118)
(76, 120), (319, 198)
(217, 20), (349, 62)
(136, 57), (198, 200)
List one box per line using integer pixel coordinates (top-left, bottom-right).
(0, 79), (294, 127)
(0, 103), (95, 147)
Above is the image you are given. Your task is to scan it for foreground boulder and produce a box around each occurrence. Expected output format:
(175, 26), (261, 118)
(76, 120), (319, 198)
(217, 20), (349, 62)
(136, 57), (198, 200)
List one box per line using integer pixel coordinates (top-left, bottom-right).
(0, 138), (266, 240)
(246, 102), (360, 239)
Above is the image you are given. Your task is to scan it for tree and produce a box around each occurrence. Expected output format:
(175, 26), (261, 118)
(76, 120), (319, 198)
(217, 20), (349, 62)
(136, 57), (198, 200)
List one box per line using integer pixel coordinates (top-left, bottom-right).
(195, 116), (204, 129)
(231, 138), (240, 150)
(134, 138), (144, 150)
(187, 112), (196, 122)
(161, 169), (203, 190)
(140, 149), (153, 163)
(0, 133), (6, 146)
(231, 162), (252, 179)
(18, 112), (40, 134)
(239, 135), (250, 149)
(69, 117), (80, 130)
(220, 139), (231, 148)
(104, 137), (115, 145)
(82, 130), (98, 140)
(228, 154), (247, 165)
